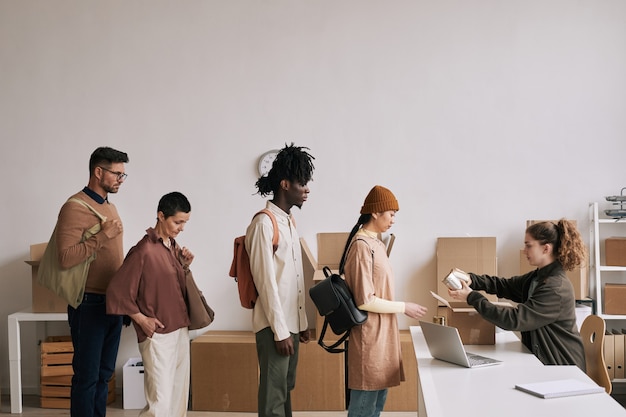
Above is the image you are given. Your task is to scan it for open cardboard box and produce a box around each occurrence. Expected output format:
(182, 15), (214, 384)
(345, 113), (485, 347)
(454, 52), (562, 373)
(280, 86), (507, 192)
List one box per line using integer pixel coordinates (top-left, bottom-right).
(436, 237), (498, 303)
(431, 291), (511, 345)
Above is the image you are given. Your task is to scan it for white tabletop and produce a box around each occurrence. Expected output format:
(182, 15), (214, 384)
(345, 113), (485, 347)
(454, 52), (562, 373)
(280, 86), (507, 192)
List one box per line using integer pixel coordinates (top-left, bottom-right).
(410, 326), (626, 417)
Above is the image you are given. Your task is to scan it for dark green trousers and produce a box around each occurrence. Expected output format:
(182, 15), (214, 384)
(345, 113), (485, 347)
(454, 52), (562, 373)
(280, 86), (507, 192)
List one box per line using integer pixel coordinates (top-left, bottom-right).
(256, 327), (300, 417)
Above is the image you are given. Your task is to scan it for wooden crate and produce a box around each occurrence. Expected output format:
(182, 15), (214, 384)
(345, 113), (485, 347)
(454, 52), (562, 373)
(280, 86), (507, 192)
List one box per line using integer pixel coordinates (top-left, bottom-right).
(40, 336), (116, 409)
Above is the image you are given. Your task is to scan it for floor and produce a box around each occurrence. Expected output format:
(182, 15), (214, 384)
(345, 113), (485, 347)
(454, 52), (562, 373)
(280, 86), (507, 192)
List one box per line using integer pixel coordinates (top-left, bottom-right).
(0, 395), (417, 416)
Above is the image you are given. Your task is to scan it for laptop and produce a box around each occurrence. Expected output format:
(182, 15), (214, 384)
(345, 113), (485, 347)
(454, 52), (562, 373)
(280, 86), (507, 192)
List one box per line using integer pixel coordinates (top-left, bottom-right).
(419, 320), (502, 368)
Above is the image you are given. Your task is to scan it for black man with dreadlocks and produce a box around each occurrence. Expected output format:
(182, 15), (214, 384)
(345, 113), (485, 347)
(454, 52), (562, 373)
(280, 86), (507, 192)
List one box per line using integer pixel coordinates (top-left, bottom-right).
(245, 143), (315, 417)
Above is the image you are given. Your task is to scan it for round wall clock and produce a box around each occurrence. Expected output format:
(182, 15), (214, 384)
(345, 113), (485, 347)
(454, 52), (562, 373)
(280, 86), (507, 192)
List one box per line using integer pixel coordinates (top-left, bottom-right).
(257, 150), (279, 176)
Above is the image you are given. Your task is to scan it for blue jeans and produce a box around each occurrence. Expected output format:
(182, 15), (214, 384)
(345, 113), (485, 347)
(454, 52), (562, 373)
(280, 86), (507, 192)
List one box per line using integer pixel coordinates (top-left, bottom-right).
(68, 293), (122, 417)
(347, 389), (388, 417)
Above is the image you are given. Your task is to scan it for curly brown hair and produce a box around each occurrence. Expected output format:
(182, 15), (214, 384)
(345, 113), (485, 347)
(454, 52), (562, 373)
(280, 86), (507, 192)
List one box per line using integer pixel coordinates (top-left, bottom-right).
(526, 219), (586, 271)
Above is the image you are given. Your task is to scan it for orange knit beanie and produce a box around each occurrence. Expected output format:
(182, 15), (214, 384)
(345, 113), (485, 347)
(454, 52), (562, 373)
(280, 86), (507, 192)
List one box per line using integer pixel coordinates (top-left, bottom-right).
(360, 185), (399, 214)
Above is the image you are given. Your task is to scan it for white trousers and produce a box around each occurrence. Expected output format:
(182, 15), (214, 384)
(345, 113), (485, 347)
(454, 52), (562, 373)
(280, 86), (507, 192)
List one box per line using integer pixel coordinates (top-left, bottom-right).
(138, 327), (190, 417)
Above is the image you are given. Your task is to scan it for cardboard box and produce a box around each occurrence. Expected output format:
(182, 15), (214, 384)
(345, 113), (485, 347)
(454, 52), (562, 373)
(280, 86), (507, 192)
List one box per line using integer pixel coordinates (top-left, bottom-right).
(291, 338), (345, 411)
(190, 332), (258, 412)
(317, 233), (350, 270)
(385, 330), (418, 411)
(316, 232), (392, 270)
(300, 238), (319, 331)
(123, 357), (146, 409)
(519, 250), (589, 299)
(605, 237), (626, 266)
(40, 336), (115, 409)
(26, 243), (68, 313)
(436, 304), (496, 345)
(312, 231), (393, 282)
(191, 330), (347, 412)
(605, 284), (626, 315)
(436, 237), (498, 303)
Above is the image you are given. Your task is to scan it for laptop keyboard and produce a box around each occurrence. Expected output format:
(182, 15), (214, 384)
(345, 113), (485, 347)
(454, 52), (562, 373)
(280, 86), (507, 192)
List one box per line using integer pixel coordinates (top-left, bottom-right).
(466, 353), (498, 366)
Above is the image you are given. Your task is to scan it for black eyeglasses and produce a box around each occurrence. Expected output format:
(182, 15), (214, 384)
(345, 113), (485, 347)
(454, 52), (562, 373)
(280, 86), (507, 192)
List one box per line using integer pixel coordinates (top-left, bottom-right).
(98, 166), (128, 181)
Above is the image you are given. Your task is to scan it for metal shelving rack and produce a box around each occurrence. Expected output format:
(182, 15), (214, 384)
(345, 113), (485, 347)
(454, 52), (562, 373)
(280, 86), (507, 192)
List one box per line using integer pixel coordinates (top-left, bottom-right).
(589, 201), (626, 320)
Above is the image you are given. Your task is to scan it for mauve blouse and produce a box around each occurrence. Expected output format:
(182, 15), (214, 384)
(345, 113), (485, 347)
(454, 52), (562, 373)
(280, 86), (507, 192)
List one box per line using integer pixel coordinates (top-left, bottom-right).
(106, 227), (190, 342)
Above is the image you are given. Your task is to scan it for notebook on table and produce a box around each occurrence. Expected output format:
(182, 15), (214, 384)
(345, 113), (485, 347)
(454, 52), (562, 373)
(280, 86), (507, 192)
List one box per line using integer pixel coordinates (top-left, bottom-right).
(515, 378), (604, 399)
(419, 320), (502, 368)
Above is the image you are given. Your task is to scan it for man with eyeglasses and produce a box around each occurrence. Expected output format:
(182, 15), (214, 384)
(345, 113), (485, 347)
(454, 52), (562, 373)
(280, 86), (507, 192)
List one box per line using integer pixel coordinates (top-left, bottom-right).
(53, 146), (129, 417)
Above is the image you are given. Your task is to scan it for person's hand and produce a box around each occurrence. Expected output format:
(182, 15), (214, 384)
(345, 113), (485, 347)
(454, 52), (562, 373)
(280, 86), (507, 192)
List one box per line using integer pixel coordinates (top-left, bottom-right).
(101, 219), (123, 239)
(180, 246), (194, 267)
(131, 312), (164, 338)
(299, 329), (311, 344)
(448, 280), (472, 302)
(404, 302), (428, 319)
(275, 336), (295, 356)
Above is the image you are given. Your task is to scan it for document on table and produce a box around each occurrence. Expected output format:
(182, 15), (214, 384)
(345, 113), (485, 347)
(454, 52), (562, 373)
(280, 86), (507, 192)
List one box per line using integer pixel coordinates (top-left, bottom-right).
(515, 378), (604, 399)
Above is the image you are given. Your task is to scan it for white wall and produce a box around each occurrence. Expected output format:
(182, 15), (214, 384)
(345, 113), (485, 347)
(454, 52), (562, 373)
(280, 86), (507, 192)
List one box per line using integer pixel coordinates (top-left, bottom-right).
(1, 0), (626, 393)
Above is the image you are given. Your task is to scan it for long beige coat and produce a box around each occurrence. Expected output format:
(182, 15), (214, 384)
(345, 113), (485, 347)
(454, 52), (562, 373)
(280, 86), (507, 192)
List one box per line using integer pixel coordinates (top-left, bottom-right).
(343, 234), (404, 390)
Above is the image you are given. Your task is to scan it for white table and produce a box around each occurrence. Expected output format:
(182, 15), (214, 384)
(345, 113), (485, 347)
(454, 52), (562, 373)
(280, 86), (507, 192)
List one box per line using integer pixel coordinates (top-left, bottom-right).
(410, 326), (626, 416)
(8, 308), (68, 414)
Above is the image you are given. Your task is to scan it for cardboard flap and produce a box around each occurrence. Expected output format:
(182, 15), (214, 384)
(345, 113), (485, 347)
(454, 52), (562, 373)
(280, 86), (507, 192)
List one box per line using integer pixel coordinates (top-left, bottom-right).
(316, 233), (350, 270)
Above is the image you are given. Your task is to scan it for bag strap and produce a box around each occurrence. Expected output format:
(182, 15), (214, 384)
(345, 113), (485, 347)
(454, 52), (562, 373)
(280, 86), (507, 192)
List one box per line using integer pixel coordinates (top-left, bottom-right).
(339, 237), (373, 275)
(318, 237), (373, 353)
(253, 209), (279, 252)
(67, 198), (107, 222)
(317, 318), (351, 353)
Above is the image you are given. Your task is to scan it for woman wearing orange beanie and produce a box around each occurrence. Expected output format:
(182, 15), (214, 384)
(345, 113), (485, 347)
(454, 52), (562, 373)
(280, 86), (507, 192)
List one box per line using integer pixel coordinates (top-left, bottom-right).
(339, 185), (428, 417)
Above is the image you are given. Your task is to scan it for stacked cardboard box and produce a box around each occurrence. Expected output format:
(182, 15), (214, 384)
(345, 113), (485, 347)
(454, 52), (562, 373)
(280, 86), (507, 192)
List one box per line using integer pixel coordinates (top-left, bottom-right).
(605, 284), (626, 315)
(40, 336), (115, 409)
(190, 330), (346, 412)
(291, 334), (345, 411)
(26, 243), (67, 313)
(605, 237), (626, 267)
(435, 237), (498, 345)
(190, 332), (258, 412)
